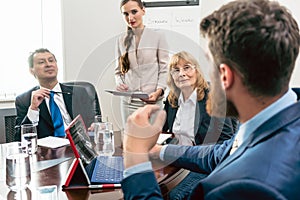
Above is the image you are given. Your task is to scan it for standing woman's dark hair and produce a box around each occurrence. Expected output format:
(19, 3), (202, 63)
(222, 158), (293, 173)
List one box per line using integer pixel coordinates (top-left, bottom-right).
(119, 0), (144, 74)
(115, 0), (169, 131)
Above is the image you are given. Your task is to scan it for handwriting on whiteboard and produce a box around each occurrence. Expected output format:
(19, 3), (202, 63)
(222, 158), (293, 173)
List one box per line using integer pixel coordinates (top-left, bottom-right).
(145, 11), (198, 27)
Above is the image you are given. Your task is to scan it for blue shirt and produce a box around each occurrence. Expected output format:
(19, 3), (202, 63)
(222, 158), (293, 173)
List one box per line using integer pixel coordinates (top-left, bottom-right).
(234, 88), (297, 147)
(124, 89), (297, 178)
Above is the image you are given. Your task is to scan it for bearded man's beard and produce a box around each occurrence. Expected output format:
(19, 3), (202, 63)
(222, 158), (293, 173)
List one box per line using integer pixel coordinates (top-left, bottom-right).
(206, 68), (239, 118)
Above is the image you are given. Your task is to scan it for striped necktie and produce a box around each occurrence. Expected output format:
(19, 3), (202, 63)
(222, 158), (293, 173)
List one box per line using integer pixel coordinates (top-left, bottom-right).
(49, 91), (65, 137)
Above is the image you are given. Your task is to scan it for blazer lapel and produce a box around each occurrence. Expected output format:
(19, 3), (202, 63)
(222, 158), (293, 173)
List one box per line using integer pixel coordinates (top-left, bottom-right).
(39, 100), (52, 127)
(194, 103), (200, 136)
(128, 36), (138, 68)
(168, 106), (178, 133)
(30, 86), (51, 127)
(60, 83), (73, 119)
(213, 101), (300, 174)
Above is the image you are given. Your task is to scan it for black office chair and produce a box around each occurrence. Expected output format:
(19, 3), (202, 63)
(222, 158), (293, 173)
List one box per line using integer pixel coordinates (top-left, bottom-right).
(13, 81), (102, 142)
(63, 81), (102, 126)
(5, 115), (17, 143)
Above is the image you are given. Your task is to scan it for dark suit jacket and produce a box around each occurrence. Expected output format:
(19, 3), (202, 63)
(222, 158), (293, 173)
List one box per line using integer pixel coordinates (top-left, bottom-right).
(121, 90), (300, 200)
(15, 83), (101, 140)
(163, 92), (238, 145)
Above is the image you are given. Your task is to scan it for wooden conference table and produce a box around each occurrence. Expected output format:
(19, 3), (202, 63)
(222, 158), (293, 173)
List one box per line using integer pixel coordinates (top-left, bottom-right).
(0, 131), (189, 200)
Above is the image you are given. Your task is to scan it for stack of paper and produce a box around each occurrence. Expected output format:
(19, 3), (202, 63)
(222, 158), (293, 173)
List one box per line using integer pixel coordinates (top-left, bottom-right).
(37, 136), (70, 148)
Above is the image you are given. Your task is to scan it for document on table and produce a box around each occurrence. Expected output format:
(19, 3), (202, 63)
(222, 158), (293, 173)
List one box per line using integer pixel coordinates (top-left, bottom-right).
(37, 136), (70, 148)
(105, 89), (149, 99)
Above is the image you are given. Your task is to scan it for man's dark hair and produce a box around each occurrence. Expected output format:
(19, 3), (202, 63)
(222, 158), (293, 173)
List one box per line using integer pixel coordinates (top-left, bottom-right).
(200, 0), (300, 96)
(28, 48), (56, 68)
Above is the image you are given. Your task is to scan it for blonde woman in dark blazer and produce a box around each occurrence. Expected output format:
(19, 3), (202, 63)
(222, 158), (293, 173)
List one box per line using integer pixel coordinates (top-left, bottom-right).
(164, 51), (237, 146)
(163, 51), (238, 199)
(115, 0), (169, 127)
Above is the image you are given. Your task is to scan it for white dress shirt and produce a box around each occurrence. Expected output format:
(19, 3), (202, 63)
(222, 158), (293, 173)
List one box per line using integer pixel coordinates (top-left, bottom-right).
(27, 83), (72, 129)
(172, 90), (197, 145)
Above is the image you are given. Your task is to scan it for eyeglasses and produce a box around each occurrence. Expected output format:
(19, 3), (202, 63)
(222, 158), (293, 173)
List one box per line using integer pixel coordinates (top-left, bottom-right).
(170, 64), (195, 77)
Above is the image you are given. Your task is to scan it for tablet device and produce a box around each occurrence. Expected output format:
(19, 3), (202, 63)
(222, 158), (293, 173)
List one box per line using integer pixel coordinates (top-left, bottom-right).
(65, 115), (124, 184)
(105, 89), (149, 99)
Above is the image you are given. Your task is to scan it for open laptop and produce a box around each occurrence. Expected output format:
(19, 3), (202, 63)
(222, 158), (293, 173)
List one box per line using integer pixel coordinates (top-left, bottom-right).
(65, 114), (124, 184)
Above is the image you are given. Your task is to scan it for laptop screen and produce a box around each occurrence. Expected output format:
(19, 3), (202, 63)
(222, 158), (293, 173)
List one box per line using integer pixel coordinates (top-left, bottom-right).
(65, 114), (97, 164)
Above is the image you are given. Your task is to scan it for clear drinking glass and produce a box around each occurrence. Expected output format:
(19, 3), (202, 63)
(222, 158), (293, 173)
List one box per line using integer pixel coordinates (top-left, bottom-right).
(5, 142), (31, 191)
(21, 124), (38, 154)
(93, 115), (102, 144)
(7, 188), (32, 199)
(94, 122), (114, 156)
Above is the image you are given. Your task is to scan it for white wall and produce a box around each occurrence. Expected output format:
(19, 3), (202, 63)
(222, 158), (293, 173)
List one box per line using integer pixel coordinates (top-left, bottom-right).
(0, 0), (63, 109)
(278, 0), (300, 87)
(61, 0), (300, 130)
(61, 0), (125, 130)
(199, 0), (300, 87)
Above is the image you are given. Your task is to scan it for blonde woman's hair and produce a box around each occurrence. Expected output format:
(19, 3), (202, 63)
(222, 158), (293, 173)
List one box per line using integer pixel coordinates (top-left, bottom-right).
(167, 51), (209, 108)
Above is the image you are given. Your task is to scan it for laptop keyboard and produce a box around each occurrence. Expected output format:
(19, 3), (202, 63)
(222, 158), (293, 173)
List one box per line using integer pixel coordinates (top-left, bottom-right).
(91, 156), (124, 184)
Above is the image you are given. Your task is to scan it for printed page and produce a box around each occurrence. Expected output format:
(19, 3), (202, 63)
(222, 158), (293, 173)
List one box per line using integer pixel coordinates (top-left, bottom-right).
(37, 136), (70, 148)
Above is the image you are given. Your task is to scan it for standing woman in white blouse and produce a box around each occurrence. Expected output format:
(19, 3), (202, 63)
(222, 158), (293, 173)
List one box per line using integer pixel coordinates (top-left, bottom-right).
(115, 0), (169, 127)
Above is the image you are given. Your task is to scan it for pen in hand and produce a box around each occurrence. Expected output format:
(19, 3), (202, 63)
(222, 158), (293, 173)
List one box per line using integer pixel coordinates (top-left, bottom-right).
(120, 74), (125, 84)
(50, 91), (72, 95)
(117, 75), (129, 91)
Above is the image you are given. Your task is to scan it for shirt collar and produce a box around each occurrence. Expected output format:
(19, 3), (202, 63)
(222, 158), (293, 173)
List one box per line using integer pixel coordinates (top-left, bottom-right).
(236, 88), (297, 146)
(40, 82), (62, 97)
(51, 83), (62, 93)
(178, 89), (197, 106)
